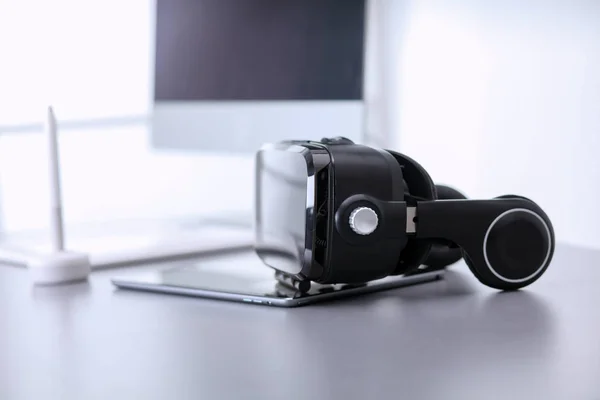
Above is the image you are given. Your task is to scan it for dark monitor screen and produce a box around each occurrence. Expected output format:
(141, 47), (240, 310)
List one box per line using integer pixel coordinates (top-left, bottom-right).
(154, 0), (366, 101)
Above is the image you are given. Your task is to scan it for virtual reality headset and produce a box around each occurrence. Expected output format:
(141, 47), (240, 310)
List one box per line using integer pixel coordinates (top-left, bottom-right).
(254, 137), (554, 291)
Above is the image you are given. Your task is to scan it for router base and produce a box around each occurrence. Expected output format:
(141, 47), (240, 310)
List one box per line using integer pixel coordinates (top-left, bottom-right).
(28, 251), (91, 285)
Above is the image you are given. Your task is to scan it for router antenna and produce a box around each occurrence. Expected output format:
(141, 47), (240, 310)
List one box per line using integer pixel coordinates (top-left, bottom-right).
(27, 106), (90, 285)
(45, 106), (65, 251)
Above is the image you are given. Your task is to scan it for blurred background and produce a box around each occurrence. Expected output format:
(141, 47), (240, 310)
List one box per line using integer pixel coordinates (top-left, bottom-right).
(0, 0), (598, 253)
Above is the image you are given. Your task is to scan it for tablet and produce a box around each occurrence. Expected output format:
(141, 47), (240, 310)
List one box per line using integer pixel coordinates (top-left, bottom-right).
(111, 252), (444, 307)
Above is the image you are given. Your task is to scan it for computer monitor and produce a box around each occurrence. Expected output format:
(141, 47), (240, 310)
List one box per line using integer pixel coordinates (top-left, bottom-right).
(151, 0), (370, 153)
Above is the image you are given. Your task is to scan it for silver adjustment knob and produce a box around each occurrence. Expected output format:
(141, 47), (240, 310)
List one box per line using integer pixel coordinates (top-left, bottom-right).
(349, 207), (379, 235)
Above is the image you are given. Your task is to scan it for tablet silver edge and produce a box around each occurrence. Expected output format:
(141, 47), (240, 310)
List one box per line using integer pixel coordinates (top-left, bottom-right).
(111, 270), (445, 307)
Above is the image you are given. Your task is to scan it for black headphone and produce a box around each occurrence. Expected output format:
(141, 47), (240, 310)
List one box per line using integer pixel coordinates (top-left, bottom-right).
(254, 137), (555, 291)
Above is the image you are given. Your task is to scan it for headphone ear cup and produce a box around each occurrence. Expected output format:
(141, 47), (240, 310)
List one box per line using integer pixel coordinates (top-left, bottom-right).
(462, 194), (554, 290)
(422, 185), (467, 270)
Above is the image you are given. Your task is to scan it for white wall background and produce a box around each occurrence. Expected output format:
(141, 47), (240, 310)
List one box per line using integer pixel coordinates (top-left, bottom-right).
(0, 0), (151, 125)
(386, 0), (600, 250)
(1, 0), (599, 250)
(0, 0), (254, 234)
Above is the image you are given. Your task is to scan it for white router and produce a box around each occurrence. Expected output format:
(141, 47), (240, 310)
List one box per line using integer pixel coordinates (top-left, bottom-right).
(27, 106), (91, 285)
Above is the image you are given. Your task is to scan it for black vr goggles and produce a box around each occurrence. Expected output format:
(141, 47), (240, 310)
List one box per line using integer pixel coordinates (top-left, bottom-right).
(254, 137), (554, 291)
